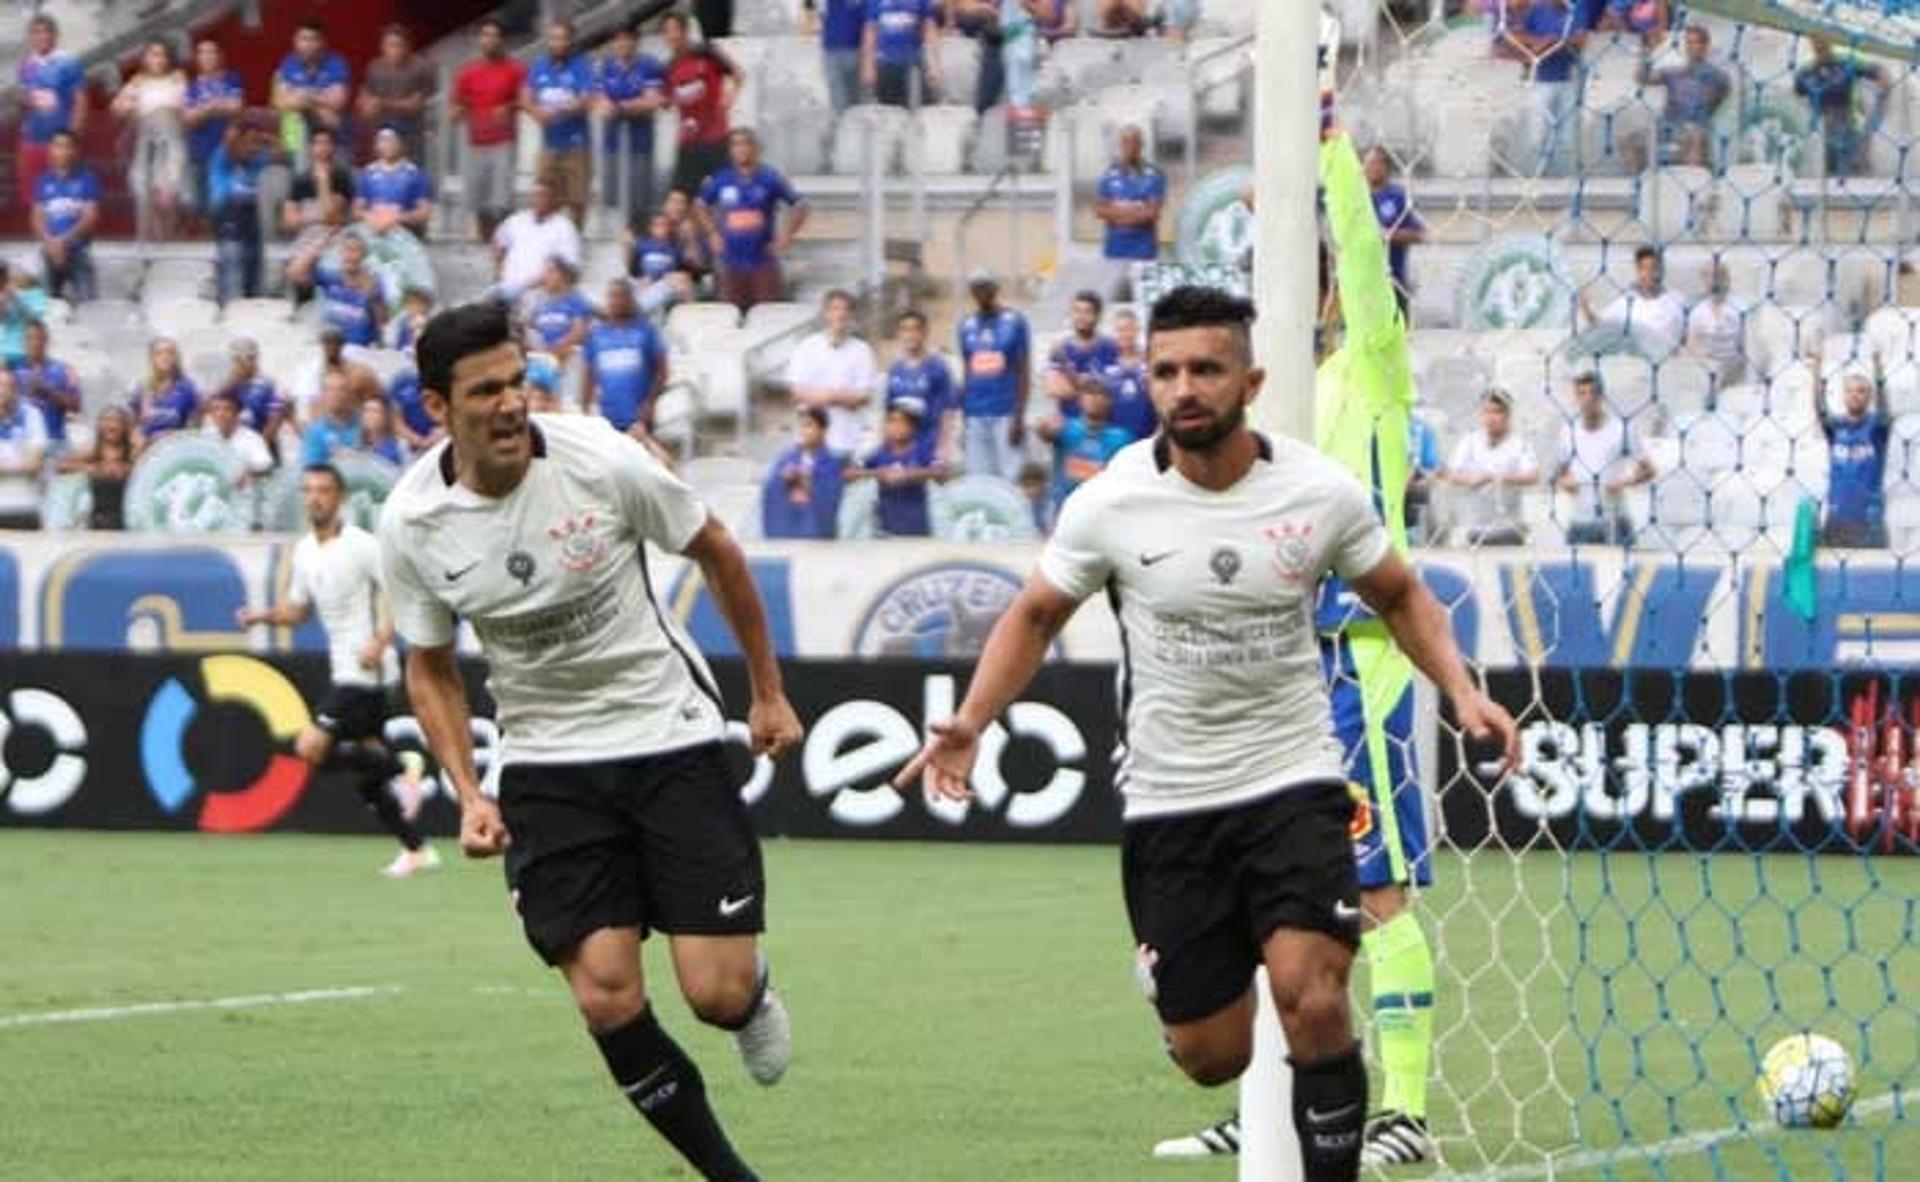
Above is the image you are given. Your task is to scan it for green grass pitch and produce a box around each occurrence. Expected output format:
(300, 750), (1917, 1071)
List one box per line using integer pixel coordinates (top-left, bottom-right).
(1, 832), (1912, 1180)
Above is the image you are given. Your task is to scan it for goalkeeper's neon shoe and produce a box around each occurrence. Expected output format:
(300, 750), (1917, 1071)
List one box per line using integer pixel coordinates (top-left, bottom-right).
(734, 986), (790, 1086)
(1151, 1114), (1240, 1159)
(1360, 1111), (1432, 1166)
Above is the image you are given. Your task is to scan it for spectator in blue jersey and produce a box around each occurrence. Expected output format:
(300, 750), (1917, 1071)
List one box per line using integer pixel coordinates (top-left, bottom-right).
(627, 212), (698, 316)
(209, 117), (277, 305)
(851, 400), (946, 537)
(16, 15), (87, 211)
(864, 0), (944, 108)
(1365, 146), (1425, 315)
(129, 338), (201, 454)
(315, 235), (388, 347)
(272, 21), (351, 150)
(387, 368), (438, 453)
(697, 129), (809, 311)
(1595, 0), (1668, 42)
(0, 369), (49, 529)
(1100, 306), (1156, 440)
(1095, 126), (1166, 299)
(1037, 375), (1133, 512)
(804, 0), (869, 112)
(1045, 291), (1121, 416)
(1497, 0), (1586, 177)
(388, 287), (435, 353)
(1405, 404), (1443, 543)
(1636, 24), (1729, 169)
(523, 19), (596, 228)
(185, 39), (245, 220)
(527, 258), (595, 369)
(595, 23), (668, 233)
(886, 309), (957, 457)
(1793, 37), (1890, 178)
(583, 279), (669, 440)
(358, 395), (407, 466)
(525, 350), (566, 415)
(762, 406), (845, 539)
(300, 369), (363, 468)
(32, 132), (99, 304)
(950, 0), (1006, 113)
(218, 338), (291, 460)
(1811, 343), (1892, 548)
(13, 321), (78, 453)
(355, 126), (433, 241)
(956, 269), (1031, 481)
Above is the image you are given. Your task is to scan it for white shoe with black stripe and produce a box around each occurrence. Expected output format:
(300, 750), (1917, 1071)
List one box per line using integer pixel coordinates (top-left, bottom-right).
(1360, 1111), (1432, 1166)
(1152, 1114), (1240, 1159)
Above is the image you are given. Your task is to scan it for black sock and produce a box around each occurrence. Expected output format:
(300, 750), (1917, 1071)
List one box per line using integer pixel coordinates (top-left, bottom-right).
(1289, 1044), (1367, 1182)
(594, 1006), (758, 1182)
(331, 746), (422, 852)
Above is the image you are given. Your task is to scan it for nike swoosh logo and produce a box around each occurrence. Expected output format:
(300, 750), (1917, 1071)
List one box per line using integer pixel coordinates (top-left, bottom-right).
(1139, 549), (1178, 567)
(718, 894), (755, 918)
(443, 561), (480, 582)
(1333, 901), (1363, 924)
(1306, 1103), (1360, 1126)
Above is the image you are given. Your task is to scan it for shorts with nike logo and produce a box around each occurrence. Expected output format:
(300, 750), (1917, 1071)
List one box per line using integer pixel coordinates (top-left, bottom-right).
(1122, 781), (1361, 1025)
(499, 742), (764, 964)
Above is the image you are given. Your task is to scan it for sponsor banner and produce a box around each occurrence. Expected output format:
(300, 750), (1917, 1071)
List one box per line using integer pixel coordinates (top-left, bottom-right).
(1173, 166), (1255, 272)
(1452, 232), (1573, 332)
(1439, 668), (1918, 856)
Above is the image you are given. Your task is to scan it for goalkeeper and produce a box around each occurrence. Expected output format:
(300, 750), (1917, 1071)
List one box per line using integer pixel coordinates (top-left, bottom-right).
(1154, 130), (1439, 1168)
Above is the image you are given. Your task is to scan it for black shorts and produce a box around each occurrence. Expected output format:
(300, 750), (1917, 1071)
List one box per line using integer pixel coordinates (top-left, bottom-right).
(314, 685), (391, 743)
(499, 742), (764, 965)
(1122, 781), (1362, 1026)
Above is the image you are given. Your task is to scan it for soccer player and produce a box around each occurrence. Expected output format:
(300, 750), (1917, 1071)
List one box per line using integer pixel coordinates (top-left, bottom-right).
(378, 302), (801, 1181)
(236, 464), (435, 878)
(898, 286), (1517, 1182)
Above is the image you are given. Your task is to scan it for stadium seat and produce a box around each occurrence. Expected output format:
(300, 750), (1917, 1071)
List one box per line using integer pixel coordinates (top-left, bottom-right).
(759, 101), (832, 176)
(1042, 39), (1130, 104)
(1188, 37), (1250, 122)
(734, 0), (800, 36)
(145, 298), (222, 341)
(666, 303), (745, 352)
(908, 106), (979, 176)
(934, 34), (980, 111)
(1636, 167), (1714, 241)
(833, 105), (911, 176)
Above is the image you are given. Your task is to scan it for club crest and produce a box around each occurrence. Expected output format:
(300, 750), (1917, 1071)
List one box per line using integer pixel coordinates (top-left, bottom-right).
(1264, 522), (1316, 583)
(549, 514), (609, 573)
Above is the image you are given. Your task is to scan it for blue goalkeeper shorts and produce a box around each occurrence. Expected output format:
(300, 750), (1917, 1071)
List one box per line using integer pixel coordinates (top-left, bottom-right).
(1322, 636), (1432, 889)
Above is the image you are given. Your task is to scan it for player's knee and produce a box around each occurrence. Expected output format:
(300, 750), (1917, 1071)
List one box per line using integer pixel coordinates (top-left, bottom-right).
(1166, 1030), (1251, 1087)
(569, 970), (647, 1032)
(678, 965), (758, 1028)
(1274, 975), (1352, 1048)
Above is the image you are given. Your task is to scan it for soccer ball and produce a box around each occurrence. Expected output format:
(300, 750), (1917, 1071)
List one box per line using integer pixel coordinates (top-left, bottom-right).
(1757, 1034), (1856, 1129)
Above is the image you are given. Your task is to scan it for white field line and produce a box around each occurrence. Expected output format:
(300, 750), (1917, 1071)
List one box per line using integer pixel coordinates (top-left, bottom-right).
(0, 985), (403, 1030)
(1440, 1092), (1902, 1181)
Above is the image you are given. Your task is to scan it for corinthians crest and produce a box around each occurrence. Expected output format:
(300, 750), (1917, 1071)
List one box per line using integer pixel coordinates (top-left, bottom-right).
(1263, 522), (1316, 583)
(549, 514), (609, 573)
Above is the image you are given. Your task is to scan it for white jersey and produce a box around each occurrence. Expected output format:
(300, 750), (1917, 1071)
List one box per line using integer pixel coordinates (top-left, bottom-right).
(288, 524), (398, 688)
(377, 414), (723, 767)
(1039, 434), (1391, 821)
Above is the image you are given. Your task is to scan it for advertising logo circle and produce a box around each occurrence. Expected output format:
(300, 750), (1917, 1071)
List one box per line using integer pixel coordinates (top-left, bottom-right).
(140, 655), (312, 832)
(0, 689), (88, 816)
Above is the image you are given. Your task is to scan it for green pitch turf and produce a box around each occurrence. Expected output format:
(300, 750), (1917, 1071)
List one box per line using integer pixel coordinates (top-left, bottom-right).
(0, 832), (1912, 1180)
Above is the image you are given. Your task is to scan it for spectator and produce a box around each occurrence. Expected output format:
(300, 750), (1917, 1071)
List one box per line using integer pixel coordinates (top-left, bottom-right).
(697, 129), (808, 311)
(885, 309), (957, 457)
(956, 269), (1031, 481)
(864, 0), (944, 108)
(1038, 0), (1077, 41)
(200, 389), (275, 480)
(1497, 0), (1586, 177)
(952, 0), (1007, 113)
(355, 126), (434, 240)
(761, 406), (845, 539)
(628, 211), (699, 315)
(1406, 404), (1444, 542)
(1095, 0), (1153, 37)
(1596, 0), (1668, 41)
(358, 396), (407, 465)
(1157, 0), (1202, 40)
(58, 407), (132, 530)
(1684, 262), (1747, 389)
(523, 19), (595, 228)
(130, 338), (201, 453)
(315, 235), (388, 348)
(16, 14), (87, 210)
(282, 127), (355, 298)
(112, 41), (190, 242)
(1553, 372), (1652, 545)
(272, 21), (351, 151)
(1046, 291), (1120, 414)
(301, 369), (364, 467)
(850, 400), (945, 537)
(1365, 146), (1425, 314)
(388, 367), (438, 453)
(1000, 0), (1053, 111)
(209, 117), (277, 304)
(294, 327), (384, 421)
(1811, 343), (1891, 548)
(185, 38), (246, 220)
(1441, 388), (1541, 546)
(787, 289), (878, 456)
(527, 258), (594, 367)
(1581, 245), (1687, 357)
(695, 0), (736, 40)
(357, 25), (437, 166)
(0, 369), (48, 529)
(1636, 24), (1729, 169)
(660, 187), (714, 282)
(220, 338), (290, 455)
(1793, 36), (1890, 178)
(0, 267), (50, 368)
(595, 23), (669, 233)
(492, 178), (583, 302)
(804, 0), (869, 113)
(582, 278), (669, 440)
(389, 286), (435, 352)
(452, 19), (527, 242)
(1038, 375), (1132, 513)
(662, 12), (742, 196)
(525, 350), (567, 415)
(1101, 307), (1156, 439)
(13, 320), (79, 453)
(33, 131), (100, 304)
(1095, 125), (1167, 299)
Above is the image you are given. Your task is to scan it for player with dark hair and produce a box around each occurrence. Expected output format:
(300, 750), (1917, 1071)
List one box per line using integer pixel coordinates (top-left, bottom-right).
(236, 464), (435, 877)
(379, 302), (801, 1181)
(898, 285), (1517, 1182)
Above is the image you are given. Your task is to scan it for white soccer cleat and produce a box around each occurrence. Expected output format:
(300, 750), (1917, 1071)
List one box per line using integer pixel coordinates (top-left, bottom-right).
(733, 986), (791, 1086)
(1152, 1114), (1240, 1159)
(379, 847), (440, 878)
(1360, 1111), (1432, 1166)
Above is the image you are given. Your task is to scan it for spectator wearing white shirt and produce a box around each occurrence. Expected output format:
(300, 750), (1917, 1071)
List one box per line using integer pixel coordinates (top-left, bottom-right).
(1581, 245), (1688, 358)
(1441, 388), (1541, 546)
(491, 178), (582, 302)
(200, 388), (275, 480)
(0, 368), (49, 528)
(785, 289), (876, 456)
(1684, 261), (1748, 389)
(1553, 372), (1654, 545)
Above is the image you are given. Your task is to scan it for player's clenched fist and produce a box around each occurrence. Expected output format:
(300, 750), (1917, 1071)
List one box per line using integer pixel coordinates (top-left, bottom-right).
(459, 797), (510, 858)
(895, 717), (980, 802)
(748, 694), (804, 757)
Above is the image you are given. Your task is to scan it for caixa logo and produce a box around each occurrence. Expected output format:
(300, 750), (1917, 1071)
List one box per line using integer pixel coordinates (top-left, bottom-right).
(141, 655), (312, 833)
(0, 688), (88, 816)
(784, 674), (1087, 830)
